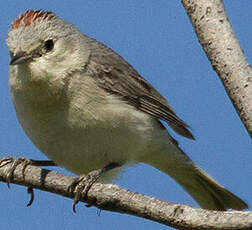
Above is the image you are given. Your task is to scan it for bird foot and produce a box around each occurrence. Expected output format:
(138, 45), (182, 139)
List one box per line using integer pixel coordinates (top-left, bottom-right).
(68, 169), (103, 213)
(0, 157), (32, 185)
(68, 162), (121, 212)
(0, 157), (56, 206)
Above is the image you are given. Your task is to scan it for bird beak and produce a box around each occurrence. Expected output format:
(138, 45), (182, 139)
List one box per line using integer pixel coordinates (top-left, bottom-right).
(10, 52), (33, 65)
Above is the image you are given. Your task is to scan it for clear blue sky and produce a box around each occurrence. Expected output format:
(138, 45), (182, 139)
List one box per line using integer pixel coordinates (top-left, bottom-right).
(0, 1), (251, 230)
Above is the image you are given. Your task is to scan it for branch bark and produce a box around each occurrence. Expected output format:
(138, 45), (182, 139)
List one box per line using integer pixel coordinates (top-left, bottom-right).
(0, 157), (252, 230)
(182, 0), (252, 138)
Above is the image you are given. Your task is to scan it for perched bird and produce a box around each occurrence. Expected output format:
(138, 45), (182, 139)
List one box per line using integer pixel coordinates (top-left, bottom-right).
(6, 9), (248, 211)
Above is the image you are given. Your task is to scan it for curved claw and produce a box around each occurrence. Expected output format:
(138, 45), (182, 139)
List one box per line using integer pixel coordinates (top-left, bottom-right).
(68, 170), (102, 213)
(27, 186), (34, 207)
(0, 157), (29, 187)
(68, 162), (121, 212)
(0, 157), (56, 207)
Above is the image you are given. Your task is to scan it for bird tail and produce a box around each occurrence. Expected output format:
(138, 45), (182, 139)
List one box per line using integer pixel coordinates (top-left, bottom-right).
(141, 145), (248, 211)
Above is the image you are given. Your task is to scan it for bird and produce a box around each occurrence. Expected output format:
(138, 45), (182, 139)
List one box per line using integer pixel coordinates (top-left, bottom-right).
(6, 9), (248, 211)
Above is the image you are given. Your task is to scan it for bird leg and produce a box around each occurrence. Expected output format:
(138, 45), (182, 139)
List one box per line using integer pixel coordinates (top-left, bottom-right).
(0, 157), (56, 184)
(68, 162), (121, 212)
(0, 157), (57, 205)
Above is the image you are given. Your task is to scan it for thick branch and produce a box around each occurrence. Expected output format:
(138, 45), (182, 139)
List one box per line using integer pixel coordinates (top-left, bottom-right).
(182, 0), (252, 137)
(0, 157), (252, 229)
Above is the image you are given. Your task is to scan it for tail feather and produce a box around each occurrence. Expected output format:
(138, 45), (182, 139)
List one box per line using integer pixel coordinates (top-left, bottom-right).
(178, 166), (248, 210)
(141, 146), (248, 211)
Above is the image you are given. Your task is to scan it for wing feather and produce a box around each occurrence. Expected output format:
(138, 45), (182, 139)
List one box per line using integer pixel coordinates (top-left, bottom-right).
(84, 38), (194, 139)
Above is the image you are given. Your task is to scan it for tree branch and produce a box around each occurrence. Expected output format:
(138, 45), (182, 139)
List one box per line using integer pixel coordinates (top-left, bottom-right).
(0, 157), (252, 229)
(182, 0), (252, 138)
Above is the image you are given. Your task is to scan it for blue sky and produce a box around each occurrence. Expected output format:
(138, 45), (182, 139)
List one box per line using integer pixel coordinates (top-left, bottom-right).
(0, 1), (251, 230)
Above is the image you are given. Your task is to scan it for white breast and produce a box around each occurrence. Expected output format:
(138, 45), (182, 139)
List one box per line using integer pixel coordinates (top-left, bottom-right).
(9, 65), (162, 178)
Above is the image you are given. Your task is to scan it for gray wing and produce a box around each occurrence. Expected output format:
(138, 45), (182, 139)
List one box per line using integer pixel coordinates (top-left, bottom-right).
(85, 38), (194, 139)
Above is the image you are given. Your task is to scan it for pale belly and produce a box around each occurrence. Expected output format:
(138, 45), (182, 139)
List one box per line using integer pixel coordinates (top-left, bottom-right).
(9, 64), (164, 179)
(13, 93), (156, 176)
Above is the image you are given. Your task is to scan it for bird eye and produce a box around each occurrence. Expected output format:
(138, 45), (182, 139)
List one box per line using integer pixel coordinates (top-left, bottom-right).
(44, 39), (54, 52)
